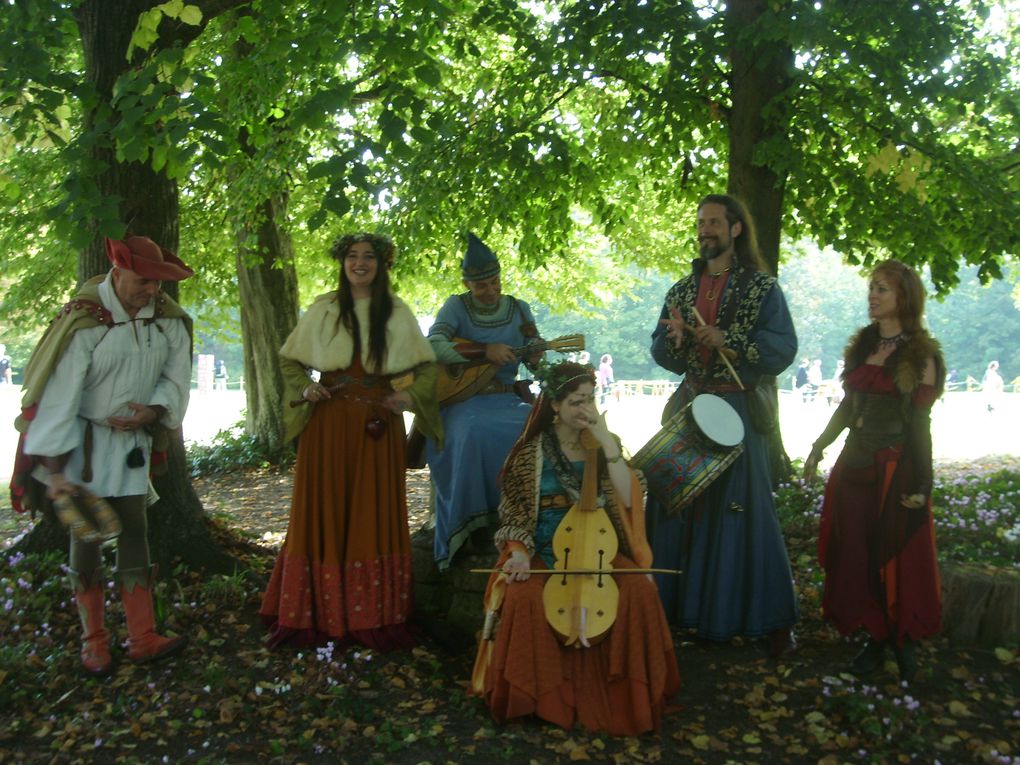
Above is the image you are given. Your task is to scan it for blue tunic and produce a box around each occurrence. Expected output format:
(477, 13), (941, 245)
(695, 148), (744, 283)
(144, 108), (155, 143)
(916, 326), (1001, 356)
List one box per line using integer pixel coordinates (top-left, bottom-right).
(645, 262), (800, 640)
(426, 293), (537, 569)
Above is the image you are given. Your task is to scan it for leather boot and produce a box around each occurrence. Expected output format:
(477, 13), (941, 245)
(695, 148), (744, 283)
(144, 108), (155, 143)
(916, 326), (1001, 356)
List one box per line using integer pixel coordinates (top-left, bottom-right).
(851, 637), (886, 676)
(68, 569), (112, 676)
(894, 638), (918, 683)
(117, 566), (187, 664)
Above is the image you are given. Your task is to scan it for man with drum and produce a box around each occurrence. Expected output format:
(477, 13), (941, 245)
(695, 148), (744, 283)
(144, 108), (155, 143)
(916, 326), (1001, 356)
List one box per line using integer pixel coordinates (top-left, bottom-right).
(645, 194), (800, 657)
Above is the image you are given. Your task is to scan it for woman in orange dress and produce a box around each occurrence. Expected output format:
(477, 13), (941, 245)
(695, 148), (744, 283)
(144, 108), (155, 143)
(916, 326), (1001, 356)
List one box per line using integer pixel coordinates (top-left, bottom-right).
(805, 259), (944, 682)
(473, 362), (680, 735)
(260, 233), (441, 650)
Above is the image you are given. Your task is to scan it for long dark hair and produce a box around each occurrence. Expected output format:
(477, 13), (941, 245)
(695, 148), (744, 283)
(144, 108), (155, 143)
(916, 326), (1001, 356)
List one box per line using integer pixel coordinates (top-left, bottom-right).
(698, 194), (769, 274)
(331, 233), (395, 371)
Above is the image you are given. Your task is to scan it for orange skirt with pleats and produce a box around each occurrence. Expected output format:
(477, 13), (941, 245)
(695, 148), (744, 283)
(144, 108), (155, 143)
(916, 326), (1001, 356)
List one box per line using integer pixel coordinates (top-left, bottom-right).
(481, 555), (681, 736)
(260, 365), (414, 650)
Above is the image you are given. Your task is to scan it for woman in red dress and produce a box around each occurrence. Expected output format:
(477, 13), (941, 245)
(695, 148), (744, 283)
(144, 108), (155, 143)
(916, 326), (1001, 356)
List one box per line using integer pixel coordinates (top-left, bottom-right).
(805, 259), (944, 682)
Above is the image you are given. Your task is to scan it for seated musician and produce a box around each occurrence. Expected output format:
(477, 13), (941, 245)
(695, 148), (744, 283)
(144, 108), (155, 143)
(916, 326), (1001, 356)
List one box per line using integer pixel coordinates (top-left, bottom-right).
(471, 362), (680, 736)
(425, 232), (543, 569)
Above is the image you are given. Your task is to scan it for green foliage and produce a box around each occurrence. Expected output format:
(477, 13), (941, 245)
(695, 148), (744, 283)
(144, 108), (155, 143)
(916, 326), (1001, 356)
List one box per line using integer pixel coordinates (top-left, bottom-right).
(0, 550), (71, 710)
(933, 468), (1020, 568)
(200, 569), (249, 608)
(186, 422), (294, 477)
(816, 677), (933, 757)
(531, 266), (678, 380)
(772, 461), (1020, 570)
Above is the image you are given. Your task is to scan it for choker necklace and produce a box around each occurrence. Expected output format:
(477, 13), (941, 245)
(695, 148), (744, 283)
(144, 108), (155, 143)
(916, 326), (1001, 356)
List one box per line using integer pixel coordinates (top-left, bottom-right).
(878, 332), (906, 349)
(705, 267), (732, 301)
(556, 427), (582, 452)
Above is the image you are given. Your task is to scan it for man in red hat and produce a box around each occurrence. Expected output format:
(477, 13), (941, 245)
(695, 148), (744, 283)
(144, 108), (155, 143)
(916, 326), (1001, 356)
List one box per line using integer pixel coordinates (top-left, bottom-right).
(11, 235), (194, 676)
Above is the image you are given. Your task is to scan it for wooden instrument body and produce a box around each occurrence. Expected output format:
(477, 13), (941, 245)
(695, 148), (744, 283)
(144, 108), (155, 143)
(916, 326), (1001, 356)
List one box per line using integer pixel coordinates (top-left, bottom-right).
(434, 334), (584, 407)
(541, 430), (619, 647)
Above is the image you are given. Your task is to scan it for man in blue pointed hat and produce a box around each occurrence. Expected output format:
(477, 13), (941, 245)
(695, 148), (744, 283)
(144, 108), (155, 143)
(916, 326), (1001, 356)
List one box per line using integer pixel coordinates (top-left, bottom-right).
(425, 232), (543, 569)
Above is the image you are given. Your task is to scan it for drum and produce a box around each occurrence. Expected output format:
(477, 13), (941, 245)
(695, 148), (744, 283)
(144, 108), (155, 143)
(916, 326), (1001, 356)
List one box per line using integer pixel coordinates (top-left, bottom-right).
(632, 393), (744, 516)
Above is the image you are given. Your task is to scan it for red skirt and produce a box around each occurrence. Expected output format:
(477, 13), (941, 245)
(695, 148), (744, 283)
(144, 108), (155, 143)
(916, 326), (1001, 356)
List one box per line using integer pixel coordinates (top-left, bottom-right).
(818, 445), (941, 645)
(260, 366), (415, 651)
(478, 555), (681, 736)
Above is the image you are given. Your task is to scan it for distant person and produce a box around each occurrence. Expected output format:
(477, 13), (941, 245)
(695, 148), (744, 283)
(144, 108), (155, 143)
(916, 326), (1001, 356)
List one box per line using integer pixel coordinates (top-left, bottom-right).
(12, 235), (193, 675)
(0, 344), (11, 384)
(807, 358), (823, 389)
(260, 233), (441, 650)
(804, 259), (945, 683)
(820, 360), (845, 407)
(982, 360), (1004, 413)
(213, 358), (228, 391)
(597, 353), (614, 404)
(794, 357), (809, 393)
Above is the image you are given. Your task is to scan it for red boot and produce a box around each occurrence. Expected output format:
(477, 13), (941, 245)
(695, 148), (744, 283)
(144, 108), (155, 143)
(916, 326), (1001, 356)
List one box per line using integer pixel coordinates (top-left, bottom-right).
(68, 569), (112, 676)
(117, 567), (187, 664)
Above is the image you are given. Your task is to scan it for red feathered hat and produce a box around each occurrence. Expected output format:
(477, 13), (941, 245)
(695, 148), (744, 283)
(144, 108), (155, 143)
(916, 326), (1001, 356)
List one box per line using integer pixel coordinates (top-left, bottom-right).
(105, 236), (193, 281)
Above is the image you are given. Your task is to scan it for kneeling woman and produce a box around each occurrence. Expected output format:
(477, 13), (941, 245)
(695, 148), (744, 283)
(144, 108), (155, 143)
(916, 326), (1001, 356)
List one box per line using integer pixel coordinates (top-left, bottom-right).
(472, 362), (680, 735)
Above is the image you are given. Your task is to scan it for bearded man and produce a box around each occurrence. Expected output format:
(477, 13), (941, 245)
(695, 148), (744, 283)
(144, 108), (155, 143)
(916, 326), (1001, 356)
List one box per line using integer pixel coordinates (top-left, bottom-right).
(645, 194), (800, 657)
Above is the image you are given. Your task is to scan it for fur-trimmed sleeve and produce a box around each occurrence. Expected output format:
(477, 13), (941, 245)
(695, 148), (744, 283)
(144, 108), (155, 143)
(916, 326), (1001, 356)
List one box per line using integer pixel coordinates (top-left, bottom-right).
(493, 440), (540, 555)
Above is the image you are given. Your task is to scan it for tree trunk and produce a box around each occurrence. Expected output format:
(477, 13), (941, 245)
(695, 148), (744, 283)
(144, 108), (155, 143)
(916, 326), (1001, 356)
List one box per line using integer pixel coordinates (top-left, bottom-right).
(941, 563), (1020, 648)
(235, 194), (300, 450)
(726, 0), (795, 484)
(15, 0), (243, 574)
(725, 0), (793, 275)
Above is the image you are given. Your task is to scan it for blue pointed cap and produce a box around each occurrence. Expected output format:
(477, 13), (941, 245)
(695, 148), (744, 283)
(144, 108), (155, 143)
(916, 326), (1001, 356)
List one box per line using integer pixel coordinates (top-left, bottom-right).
(462, 232), (500, 281)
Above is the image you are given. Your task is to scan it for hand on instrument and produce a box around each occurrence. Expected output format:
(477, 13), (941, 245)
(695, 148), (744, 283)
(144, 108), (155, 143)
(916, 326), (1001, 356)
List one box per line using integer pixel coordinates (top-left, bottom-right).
(107, 402), (159, 432)
(900, 493), (926, 510)
(383, 390), (412, 413)
(523, 339), (544, 367)
(485, 343), (517, 366)
(693, 323), (725, 349)
(303, 382), (332, 403)
(502, 549), (531, 582)
(659, 307), (686, 349)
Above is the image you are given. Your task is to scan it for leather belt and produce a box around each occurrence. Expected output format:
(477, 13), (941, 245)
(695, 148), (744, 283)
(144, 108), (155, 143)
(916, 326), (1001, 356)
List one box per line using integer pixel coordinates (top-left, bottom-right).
(539, 493), (572, 509)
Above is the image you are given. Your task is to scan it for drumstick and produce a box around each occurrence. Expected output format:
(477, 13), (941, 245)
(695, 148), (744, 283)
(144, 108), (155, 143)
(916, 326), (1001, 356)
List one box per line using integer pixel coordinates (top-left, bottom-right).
(691, 307), (744, 390)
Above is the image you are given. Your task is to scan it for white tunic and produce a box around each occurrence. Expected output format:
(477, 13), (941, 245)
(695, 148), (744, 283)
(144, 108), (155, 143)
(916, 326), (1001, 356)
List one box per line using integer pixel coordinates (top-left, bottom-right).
(24, 272), (192, 498)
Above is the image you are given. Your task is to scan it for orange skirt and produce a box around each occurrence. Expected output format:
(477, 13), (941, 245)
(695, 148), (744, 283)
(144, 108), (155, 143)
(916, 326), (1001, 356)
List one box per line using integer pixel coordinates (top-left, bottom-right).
(481, 555), (681, 736)
(260, 370), (414, 650)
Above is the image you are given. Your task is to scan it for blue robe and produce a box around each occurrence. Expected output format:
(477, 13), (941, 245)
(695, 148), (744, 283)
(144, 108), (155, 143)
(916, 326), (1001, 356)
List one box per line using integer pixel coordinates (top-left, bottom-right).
(426, 293), (537, 569)
(645, 261), (800, 640)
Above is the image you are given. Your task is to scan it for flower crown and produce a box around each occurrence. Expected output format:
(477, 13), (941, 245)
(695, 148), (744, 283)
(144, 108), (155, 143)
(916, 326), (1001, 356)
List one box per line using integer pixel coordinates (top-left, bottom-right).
(533, 357), (595, 397)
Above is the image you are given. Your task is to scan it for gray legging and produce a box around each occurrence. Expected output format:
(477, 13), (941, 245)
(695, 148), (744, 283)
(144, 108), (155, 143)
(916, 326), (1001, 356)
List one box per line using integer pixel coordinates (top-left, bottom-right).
(69, 494), (150, 575)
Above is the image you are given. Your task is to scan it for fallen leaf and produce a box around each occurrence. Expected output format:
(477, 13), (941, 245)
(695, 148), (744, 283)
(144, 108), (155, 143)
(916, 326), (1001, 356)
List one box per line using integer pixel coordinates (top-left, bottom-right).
(994, 647), (1016, 665)
(948, 701), (972, 718)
